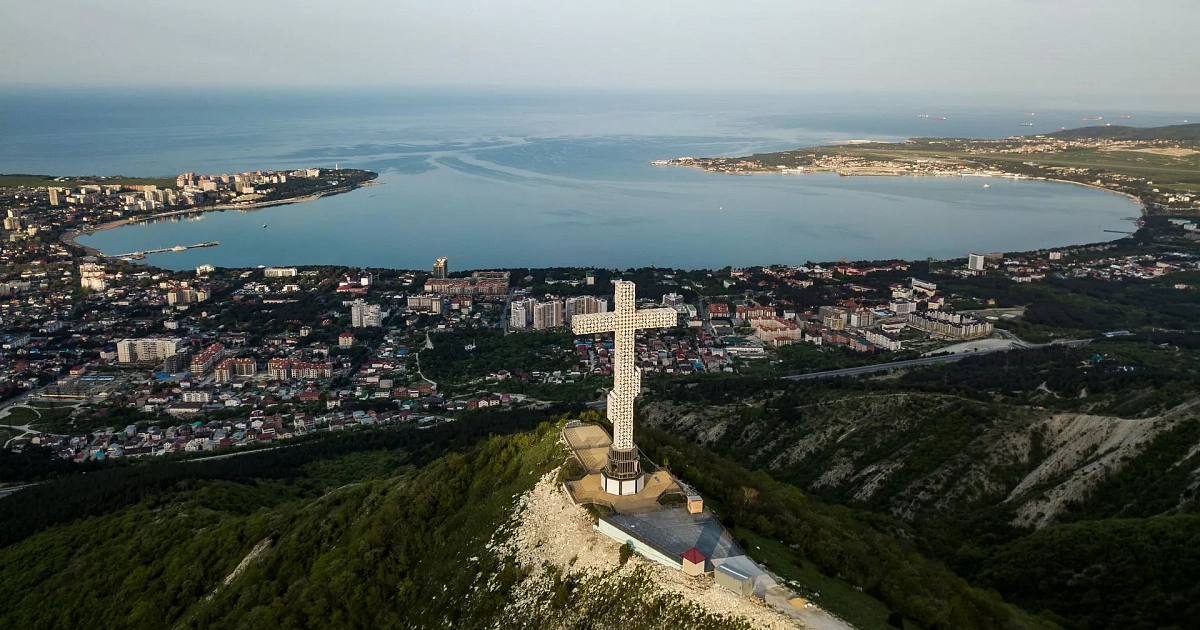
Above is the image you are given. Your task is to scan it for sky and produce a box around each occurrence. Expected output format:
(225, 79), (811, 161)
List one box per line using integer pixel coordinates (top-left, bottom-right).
(2, 0), (1198, 108)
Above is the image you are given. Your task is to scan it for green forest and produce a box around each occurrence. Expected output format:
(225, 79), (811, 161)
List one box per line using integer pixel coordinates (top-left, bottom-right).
(4, 329), (1200, 629)
(0, 409), (756, 630)
(640, 337), (1200, 630)
(2, 403), (1078, 630)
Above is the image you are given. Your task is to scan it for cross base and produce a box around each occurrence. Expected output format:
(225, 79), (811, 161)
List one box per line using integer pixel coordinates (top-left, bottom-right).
(602, 446), (645, 496)
(601, 470), (646, 495)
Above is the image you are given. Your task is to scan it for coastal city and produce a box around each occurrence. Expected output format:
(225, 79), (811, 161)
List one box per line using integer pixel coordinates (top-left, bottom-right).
(0, 167), (378, 260)
(3, 162), (1200, 466)
(4, 2), (1200, 629)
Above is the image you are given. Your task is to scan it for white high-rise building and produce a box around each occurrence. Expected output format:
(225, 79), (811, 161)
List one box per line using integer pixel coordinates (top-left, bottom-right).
(968, 253), (986, 272)
(510, 299), (535, 330)
(79, 263), (107, 291)
(167, 288), (198, 305)
(116, 338), (183, 363)
(533, 300), (565, 330)
(662, 293), (685, 307)
(565, 295), (608, 323)
(351, 299), (383, 327)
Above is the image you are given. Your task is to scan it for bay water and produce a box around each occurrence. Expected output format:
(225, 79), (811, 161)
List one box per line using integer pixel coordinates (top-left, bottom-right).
(0, 88), (1165, 270)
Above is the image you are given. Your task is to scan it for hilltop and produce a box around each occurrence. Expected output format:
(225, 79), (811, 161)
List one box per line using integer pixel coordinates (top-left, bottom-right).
(1046, 123), (1200, 142)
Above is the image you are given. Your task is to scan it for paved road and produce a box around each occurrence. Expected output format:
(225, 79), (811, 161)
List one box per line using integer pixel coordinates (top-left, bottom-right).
(0, 483), (38, 500)
(783, 338), (1090, 381)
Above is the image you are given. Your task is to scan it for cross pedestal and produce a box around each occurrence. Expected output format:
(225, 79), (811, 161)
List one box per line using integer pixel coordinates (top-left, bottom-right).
(572, 281), (677, 496)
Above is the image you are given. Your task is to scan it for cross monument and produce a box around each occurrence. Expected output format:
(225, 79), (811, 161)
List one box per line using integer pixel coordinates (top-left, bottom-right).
(572, 280), (677, 495)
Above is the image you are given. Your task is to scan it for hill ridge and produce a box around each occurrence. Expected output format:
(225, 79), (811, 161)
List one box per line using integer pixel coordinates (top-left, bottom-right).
(1045, 122), (1200, 141)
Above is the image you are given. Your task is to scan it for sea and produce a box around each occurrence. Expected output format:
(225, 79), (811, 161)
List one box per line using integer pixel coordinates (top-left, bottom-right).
(2, 88), (1188, 271)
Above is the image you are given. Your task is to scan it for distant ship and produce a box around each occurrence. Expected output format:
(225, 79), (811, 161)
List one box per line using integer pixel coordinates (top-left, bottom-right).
(983, 184), (990, 188)
(916, 114), (930, 118)
(1116, 115), (1132, 119)
(1083, 116), (1103, 121)
(263, 223), (267, 228)
(1020, 123), (1034, 126)
(933, 117), (947, 121)
(1024, 113), (1036, 116)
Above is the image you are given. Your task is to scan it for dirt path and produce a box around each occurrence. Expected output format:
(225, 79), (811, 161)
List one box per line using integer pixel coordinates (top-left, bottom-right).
(0, 404), (41, 447)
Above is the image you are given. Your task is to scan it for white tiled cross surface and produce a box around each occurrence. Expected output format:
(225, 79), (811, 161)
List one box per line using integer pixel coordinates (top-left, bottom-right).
(571, 281), (677, 450)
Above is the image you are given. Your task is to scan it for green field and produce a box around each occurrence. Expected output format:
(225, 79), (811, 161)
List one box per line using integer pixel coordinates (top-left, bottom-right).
(1, 408), (39, 427)
(0, 404), (76, 433)
(0, 174), (176, 189)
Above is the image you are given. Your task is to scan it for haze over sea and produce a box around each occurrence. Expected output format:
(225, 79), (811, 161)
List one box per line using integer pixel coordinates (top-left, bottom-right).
(3, 88), (1182, 271)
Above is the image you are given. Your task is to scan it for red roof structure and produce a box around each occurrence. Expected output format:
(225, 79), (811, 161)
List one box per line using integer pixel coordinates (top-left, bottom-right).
(681, 547), (706, 564)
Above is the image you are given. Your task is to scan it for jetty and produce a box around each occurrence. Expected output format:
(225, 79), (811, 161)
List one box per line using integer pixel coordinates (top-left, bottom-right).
(105, 241), (218, 260)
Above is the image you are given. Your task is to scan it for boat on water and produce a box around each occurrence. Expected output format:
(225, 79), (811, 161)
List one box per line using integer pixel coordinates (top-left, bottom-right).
(1020, 123), (1034, 126)
(933, 117), (947, 121)
(916, 114), (929, 118)
(1083, 116), (1103, 121)
(263, 223), (267, 228)
(1024, 112), (1036, 116)
(983, 184), (990, 188)
(1116, 115), (1132, 119)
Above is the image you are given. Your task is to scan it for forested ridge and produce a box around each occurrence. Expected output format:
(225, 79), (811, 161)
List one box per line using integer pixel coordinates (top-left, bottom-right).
(4, 332), (1199, 630)
(1, 405), (1065, 630)
(0, 412), (755, 630)
(640, 338), (1200, 630)
(1047, 123), (1200, 141)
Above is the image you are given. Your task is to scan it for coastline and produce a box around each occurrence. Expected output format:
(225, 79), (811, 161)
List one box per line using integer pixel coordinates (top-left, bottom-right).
(1042, 177), (1146, 214)
(662, 162), (1149, 218)
(60, 180), (380, 258)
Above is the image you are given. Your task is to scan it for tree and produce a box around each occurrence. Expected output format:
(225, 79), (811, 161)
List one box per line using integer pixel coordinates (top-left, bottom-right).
(619, 542), (634, 566)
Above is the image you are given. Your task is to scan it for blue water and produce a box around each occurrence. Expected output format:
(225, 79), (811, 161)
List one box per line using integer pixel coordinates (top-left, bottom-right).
(1, 88), (1176, 270)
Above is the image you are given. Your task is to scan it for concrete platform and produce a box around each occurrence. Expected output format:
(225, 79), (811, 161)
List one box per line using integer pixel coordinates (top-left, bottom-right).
(566, 470), (681, 513)
(563, 423), (611, 473)
(603, 507), (744, 569)
(562, 421), (684, 513)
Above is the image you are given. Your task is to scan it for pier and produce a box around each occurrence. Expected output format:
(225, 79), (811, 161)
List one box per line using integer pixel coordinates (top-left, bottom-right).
(105, 241), (218, 259)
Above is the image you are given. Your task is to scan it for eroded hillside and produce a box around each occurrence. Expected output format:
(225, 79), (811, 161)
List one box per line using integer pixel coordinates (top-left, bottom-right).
(641, 393), (1200, 529)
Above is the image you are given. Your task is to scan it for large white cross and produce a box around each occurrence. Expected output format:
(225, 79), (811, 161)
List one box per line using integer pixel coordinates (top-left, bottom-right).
(572, 280), (677, 450)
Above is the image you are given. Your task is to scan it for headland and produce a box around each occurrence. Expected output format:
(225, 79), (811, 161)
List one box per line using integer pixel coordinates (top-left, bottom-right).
(653, 123), (1200, 216)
